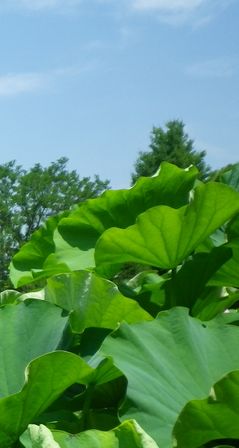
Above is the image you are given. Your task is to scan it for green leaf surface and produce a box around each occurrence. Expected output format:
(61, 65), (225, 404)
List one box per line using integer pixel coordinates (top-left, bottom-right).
(0, 300), (68, 397)
(10, 214), (66, 287)
(21, 420), (159, 448)
(0, 352), (94, 447)
(41, 271), (152, 333)
(219, 162), (239, 192)
(100, 307), (239, 447)
(0, 289), (21, 305)
(10, 163), (197, 287)
(95, 183), (239, 274)
(209, 239), (239, 288)
(192, 289), (239, 321)
(55, 420), (159, 447)
(227, 214), (239, 240)
(57, 162), (197, 235)
(162, 246), (232, 311)
(174, 370), (239, 447)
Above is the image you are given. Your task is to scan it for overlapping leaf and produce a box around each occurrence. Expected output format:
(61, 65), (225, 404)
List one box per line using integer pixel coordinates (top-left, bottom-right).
(0, 352), (94, 447)
(10, 163), (197, 287)
(100, 307), (239, 447)
(10, 214), (66, 287)
(209, 239), (239, 288)
(0, 300), (68, 397)
(40, 271), (152, 332)
(95, 182), (239, 275)
(0, 349), (122, 447)
(174, 370), (239, 447)
(160, 246), (232, 311)
(21, 420), (159, 447)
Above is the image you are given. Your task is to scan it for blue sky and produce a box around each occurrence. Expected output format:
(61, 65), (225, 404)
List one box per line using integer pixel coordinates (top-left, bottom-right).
(0, 0), (238, 188)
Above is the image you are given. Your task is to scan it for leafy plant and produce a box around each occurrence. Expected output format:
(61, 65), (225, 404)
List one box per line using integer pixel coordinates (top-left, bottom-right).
(1, 161), (239, 447)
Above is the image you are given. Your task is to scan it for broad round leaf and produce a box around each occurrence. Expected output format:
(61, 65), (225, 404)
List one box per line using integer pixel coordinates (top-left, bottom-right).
(42, 271), (152, 332)
(100, 307), (239, 447)
(95, 183), (239, 275)
(21, 420), (159, 448)
(0, 352), (94, 447)
(10, 163), (197, 287)
(0, 300), (68, 397)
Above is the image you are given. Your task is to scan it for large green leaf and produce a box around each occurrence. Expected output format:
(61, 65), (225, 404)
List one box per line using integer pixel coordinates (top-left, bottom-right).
(174, 370), (239, 447)
(10, 163), (197, 287)
(0, 349), (122, 447)
(0, 352), (94, 447)
(0, 300), (68, 397)
(21, 420), (159, 447)
(100, 307), (239, 447)
(95, 183), (239, 275)
(37, 271), (152, 333)
(57, 162), (197, 235)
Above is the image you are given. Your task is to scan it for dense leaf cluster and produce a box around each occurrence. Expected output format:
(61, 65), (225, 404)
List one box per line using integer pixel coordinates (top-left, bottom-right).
(1, 162), (239, 447)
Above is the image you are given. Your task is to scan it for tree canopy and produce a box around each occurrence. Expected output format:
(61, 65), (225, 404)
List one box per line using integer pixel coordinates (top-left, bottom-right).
(131, 120), (211, 184)
(0, 157), (109, 290)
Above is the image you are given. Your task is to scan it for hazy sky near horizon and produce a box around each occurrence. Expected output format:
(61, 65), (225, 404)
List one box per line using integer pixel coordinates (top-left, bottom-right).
(0, 0), (238, 188)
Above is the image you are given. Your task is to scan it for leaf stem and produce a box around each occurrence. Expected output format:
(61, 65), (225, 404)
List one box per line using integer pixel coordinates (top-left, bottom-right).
(81, 383), (94, 430)
(170, 267), (177, 308)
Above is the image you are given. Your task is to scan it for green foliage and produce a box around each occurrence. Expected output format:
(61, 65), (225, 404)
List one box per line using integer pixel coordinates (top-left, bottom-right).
(95, 182), (239, 276)
(20, 420), (159, 448)
(0, 157), (109, 290)
(22, 271), (152, 333)
(174, 370), (239, 447)
(1, 162), (239, 447)
(131, 120), (211, 183)
(100, 308), (239, 447)
(10, 162), (198, 287)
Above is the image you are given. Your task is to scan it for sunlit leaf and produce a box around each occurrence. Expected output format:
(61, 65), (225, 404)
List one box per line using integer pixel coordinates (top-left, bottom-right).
(10, 163), (197, 287)
(95, 183), (239, 275)
(21, 420), (159, 448)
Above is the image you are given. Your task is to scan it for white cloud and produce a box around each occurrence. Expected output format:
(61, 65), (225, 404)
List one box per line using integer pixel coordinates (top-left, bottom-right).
(0, 64), (90, 97)
(0, 72), (48, 96)
(185, 58), (237, 78)
(132, 0), (204, 12)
